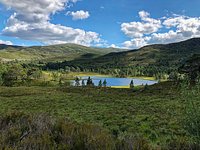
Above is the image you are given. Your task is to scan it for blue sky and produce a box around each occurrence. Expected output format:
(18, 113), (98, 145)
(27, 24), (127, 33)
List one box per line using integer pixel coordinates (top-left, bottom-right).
(0, 0), (200, 48)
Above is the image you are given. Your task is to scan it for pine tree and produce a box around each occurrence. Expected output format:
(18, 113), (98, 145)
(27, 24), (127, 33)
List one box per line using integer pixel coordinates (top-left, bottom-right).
(82, 80), (85, 86)
(98, 80), (102, 87)
(75, 77), (80, 86)
(144, 83), (148, 90)
(103, 79), (107, 87)
(130, 80), (134, 89)
(87, 76), (93, 86)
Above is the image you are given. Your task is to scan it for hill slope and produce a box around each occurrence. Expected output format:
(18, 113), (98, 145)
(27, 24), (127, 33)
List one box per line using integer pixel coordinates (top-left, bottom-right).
(1, 38), (200, 69)
(0, 43), (125, 62)
(59, 38), (200, 69)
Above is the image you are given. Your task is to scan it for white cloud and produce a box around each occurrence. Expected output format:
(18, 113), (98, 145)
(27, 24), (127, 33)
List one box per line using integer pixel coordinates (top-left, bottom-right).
(109, 44), (120, 49)
(121, 11), (161, 38)
(121, 11), (200, 49)
(3, 16), (100, 45)
(151, 30), (181, 43)
(67, 10), (90, 20)
(0, 0), (69, 22)
(0, 0), (100, 46)
(0, 40), (13, 45)
(123, 37), (151, 49)
(152, 15), (200, 44)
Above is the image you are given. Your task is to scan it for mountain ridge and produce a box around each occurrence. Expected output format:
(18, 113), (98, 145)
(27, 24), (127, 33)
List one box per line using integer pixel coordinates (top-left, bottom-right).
(1, 38), (200, 66)
(0, 43), (126, 62)
(51, 38), (200, 70)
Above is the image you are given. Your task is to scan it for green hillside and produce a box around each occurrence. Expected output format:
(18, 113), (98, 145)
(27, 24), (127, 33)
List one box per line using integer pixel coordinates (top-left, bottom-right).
(72, 38), (200, 67)
(0, 43), (125, 62)
(63, 38), (200, 68)
(1, 38), (200, 73)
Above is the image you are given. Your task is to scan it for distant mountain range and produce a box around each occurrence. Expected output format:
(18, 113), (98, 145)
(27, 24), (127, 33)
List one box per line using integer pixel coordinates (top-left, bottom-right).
(51, 38), (200, 69)
(1, 38), (200, 69)
(0, 43), (125, 62)
(95, 38), (200, 67)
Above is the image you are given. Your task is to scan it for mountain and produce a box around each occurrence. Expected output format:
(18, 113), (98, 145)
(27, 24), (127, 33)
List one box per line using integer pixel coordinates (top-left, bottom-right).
(0, 43), (126, 62)
(1, 38), (200, 69)
(61, 38), (200, 69)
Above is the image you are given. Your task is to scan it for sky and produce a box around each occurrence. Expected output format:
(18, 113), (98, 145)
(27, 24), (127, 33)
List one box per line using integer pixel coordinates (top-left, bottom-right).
(0, 0), (200, 49)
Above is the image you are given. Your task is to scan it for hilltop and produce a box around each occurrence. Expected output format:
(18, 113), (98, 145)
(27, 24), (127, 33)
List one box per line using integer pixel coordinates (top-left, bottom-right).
(57, 38), (200, 69)
(1, 38), (200, 72)
(0, 43), (126, 62)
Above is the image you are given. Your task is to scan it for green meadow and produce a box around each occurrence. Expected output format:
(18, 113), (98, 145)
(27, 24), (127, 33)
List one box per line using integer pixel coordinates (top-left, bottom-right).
(0, 81), (199, 149)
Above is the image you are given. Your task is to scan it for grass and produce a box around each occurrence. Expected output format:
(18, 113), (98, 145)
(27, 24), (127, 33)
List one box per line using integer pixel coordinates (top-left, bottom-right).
(111, 85), (144, 89)
(111, 85), (130, 88)
(0, 81), (196, 148)
(68, 72), (111, 78)
(76, 72), (112, 77)
(41, 71), (111, 81)
(42, 71), (156, 80)
(128, 76), (156, 81)
(54, 71), (156, 81)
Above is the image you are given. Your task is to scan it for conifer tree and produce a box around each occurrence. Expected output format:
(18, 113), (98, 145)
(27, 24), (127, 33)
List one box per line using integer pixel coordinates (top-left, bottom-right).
(144, 83), (148, 90)
(98, 80), (102, 87)
(130, 80), (134, 89)
(103, 79), (107, 87)
(82, 80), (85, 86)
(87, 76), (93, 86)
(75, 77), (80, 86)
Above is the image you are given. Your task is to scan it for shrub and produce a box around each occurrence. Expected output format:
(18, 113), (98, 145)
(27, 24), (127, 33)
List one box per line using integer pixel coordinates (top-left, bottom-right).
(180, 78), (200, 142)
(0, 113), (115, 149)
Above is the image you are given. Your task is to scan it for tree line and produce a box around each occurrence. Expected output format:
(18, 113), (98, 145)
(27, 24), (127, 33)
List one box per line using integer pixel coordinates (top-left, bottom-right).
(0, 63), (42, 86)
(44, 61), (176, 80)
(75, 76), (108, 87)
(1, 54), (199, 87)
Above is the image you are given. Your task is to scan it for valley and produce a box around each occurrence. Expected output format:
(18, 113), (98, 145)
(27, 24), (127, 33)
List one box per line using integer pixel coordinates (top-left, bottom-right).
(0, 38), (200, 149)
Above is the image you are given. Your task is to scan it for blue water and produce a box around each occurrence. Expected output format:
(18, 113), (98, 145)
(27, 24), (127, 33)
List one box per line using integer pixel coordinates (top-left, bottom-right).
(72, 76), (158, 86)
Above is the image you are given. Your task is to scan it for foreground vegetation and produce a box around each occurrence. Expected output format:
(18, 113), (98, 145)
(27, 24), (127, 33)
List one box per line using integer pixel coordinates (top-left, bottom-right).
(0, 112), (151, 149)
(0, 81), (200, 149)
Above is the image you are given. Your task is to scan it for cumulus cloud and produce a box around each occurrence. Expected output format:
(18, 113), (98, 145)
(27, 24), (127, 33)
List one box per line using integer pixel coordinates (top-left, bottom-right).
(121, 11), (200, 49)
(0, 40), (13, 45)
(0, 0), (100, 46)
(121, 11), (161, 38)
(109, 44), (120, 49)
(150, 15), (200, 44)
(123, 37), (151, 49)
(1, 0), (68, 23)
(3, 13), (99, 45)
(67, 10), (90, 20)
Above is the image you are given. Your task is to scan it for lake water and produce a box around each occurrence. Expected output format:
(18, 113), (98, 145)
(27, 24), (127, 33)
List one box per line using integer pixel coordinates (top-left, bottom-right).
(72, 76), (158, 87)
